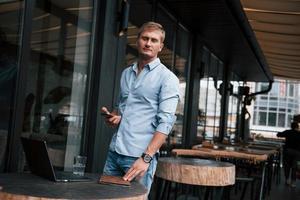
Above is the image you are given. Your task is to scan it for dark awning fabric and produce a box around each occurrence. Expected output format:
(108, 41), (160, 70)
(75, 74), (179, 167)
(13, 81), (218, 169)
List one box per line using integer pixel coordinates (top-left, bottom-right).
(164, 0), (273, 82)
(241, 0), (300, 80)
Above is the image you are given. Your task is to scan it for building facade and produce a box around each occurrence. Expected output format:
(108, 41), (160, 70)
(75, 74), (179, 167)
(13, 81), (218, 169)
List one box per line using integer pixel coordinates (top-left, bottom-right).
(251, 79), (300, 138)
(0, 0), (271, 174)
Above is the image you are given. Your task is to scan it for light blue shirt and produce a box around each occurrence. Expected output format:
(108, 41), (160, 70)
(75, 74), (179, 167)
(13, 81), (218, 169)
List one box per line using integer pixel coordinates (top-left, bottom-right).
(109, 58), (180, 157)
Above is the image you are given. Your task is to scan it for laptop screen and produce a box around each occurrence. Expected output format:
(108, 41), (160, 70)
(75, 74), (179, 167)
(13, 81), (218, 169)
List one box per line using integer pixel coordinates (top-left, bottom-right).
(21, 137), (56, 181)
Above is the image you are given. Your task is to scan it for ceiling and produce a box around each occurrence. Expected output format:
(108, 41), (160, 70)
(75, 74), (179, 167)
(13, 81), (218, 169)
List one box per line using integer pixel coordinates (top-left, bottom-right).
(1, 0), (296, 82)
(241, 0), (300, 80)
(164, 0), (275, 82)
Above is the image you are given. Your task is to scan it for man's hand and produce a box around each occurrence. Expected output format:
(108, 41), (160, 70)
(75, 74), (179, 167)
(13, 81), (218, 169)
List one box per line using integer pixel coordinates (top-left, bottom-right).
(123, 158), (150, 181)
(101, 107), (121, 128)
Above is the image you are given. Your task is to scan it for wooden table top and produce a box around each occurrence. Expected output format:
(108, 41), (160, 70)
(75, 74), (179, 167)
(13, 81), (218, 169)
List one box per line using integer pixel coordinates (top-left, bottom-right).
(156, 157), (235, 186)
(0, 173), (147, 200)
(210, 143), (278, 155)
(178, 145), (272, 162)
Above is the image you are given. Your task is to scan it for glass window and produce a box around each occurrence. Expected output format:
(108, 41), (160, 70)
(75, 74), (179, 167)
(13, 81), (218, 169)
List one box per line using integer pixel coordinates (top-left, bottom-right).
(287, 115), (293, 125)
(21, 0), (94, 171)
(250, 79), (300, 138)
(260, 83), (269, 91)
(270, 81), (279, 96)
(268, 113), (276, 126)
(289, 84), (294, 97)
(0, 0), (24, 172)
(278, 113), (285, 127)
(259, 101), (268, 107)
(129, 0), (152, 27)
(279, 80), (287, 96)
(279, 99), (286, 107)
(253, 111), (257, 125)
(197, 63), (209, 140)
(227, 92), (238, 137)
(295, 83), (299, 97)
(288, 103), (294, 108)
(260, 96), (268, 100)
(126, 0), (152, 65)
(156, 6), (176, 68)
(226, 79), (241, 140)
(215, 85), (221, 137)
(279, 108), (286, 112)
(171, 27), (190, 145)
(295, 103), (299, 111)
(258, 112), (267, 125)
(197, 52), (222, 142)
(206, 78), (217, 138)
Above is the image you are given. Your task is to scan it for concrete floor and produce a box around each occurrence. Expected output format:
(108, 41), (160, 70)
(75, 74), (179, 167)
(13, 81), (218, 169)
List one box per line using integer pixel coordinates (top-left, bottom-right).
(221, 167), (300, 200)
(261, 174), (300, 200)
(150, 167), (300, 200)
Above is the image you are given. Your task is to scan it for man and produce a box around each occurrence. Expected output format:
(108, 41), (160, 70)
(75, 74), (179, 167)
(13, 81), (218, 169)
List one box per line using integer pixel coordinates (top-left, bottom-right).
(277, 121), (300, 187)
(101, 21), (180, 193)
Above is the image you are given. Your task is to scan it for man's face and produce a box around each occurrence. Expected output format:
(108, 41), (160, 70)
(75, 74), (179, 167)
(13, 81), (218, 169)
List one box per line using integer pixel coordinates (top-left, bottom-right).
(136, 28), (164, 60)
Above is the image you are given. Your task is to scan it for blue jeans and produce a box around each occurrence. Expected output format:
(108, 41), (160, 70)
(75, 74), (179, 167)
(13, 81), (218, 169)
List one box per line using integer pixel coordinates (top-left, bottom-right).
(103, 150), (158, 193)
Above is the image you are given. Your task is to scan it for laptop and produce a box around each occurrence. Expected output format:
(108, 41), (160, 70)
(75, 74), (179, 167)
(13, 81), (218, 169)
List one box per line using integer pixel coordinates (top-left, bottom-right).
(21, 137), (91, 182)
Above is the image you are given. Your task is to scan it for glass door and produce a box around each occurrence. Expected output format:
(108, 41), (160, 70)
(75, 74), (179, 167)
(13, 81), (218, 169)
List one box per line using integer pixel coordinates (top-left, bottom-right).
(21, 0), (94, 171)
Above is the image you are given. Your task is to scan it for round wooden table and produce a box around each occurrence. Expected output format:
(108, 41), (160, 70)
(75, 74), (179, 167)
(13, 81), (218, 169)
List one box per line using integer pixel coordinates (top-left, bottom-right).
(156, 157), (235, 186)
(155, 157), (235, 200)
(0, 173), (147, 200)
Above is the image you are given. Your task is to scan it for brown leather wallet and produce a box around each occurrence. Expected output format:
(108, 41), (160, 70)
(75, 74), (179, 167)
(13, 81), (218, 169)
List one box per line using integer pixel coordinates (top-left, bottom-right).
(99, 175), (131, 186)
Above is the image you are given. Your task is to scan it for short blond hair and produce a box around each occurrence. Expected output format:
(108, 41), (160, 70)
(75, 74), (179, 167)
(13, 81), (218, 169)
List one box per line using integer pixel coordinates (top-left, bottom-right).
(137, 21), (165, 42)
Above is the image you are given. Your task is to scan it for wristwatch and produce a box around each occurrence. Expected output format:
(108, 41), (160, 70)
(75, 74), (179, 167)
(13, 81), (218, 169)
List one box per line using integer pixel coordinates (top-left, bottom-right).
(141, 153), (153, 163)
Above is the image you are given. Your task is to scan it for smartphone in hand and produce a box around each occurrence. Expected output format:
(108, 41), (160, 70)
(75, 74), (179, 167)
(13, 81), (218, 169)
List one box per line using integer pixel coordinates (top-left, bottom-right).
(101, 112), (113, 118)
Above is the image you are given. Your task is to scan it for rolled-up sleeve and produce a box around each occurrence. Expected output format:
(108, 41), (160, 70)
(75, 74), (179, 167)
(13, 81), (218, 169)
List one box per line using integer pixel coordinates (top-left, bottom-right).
(156, 73), (180, 135)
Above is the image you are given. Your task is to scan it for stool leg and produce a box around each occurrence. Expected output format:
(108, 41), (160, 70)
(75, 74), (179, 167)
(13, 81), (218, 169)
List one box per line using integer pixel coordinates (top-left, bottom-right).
(212, 187), (224, 200)
(165, 180), (171, 200)
(250, 179), (255, 200)
(240, 182), (248, 200)
(204, 186), (210, 200)
(174, 183), (178, 200)
(156, 178), (168, 200)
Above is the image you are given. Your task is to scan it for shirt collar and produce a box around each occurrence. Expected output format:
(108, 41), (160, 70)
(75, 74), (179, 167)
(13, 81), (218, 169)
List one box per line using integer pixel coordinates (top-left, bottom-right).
(131, 58), (161, 72)
(147, 58), (161, 70)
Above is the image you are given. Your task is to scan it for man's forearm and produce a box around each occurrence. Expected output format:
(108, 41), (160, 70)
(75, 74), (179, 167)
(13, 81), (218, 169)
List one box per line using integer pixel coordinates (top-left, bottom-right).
(144, 131), (168, 156)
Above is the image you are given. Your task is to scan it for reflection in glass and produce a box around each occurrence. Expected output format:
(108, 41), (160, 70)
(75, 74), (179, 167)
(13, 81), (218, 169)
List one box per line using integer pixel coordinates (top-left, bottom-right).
(0, 0), (24, 172)
(125, 0), (152, 66)
(198, 77), (208, 140)
(156, 7), (175, 69)
(197, 53), (222, 143)
(205, 78), (218, 138)
(171, 27), (189, 145)
(21, 0), (94, 171)
(227, 90), (238, 138)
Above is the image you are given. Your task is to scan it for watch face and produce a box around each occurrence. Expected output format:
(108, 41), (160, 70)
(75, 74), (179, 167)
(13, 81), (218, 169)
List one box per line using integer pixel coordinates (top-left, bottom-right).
(142, 153), (152, 163)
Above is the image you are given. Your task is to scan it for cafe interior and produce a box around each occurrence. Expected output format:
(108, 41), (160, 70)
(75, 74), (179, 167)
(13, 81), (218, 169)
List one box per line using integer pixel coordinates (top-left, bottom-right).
(0, 0), (299, 199)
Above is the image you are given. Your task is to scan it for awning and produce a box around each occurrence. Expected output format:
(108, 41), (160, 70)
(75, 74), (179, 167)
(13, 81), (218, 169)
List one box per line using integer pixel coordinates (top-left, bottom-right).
(164, 0), (273, 82)
(241, 0), (300, 80)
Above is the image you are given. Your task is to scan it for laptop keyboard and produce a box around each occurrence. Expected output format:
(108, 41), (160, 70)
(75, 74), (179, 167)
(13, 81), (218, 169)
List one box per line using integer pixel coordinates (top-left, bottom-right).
(55, 171), (90, 180)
